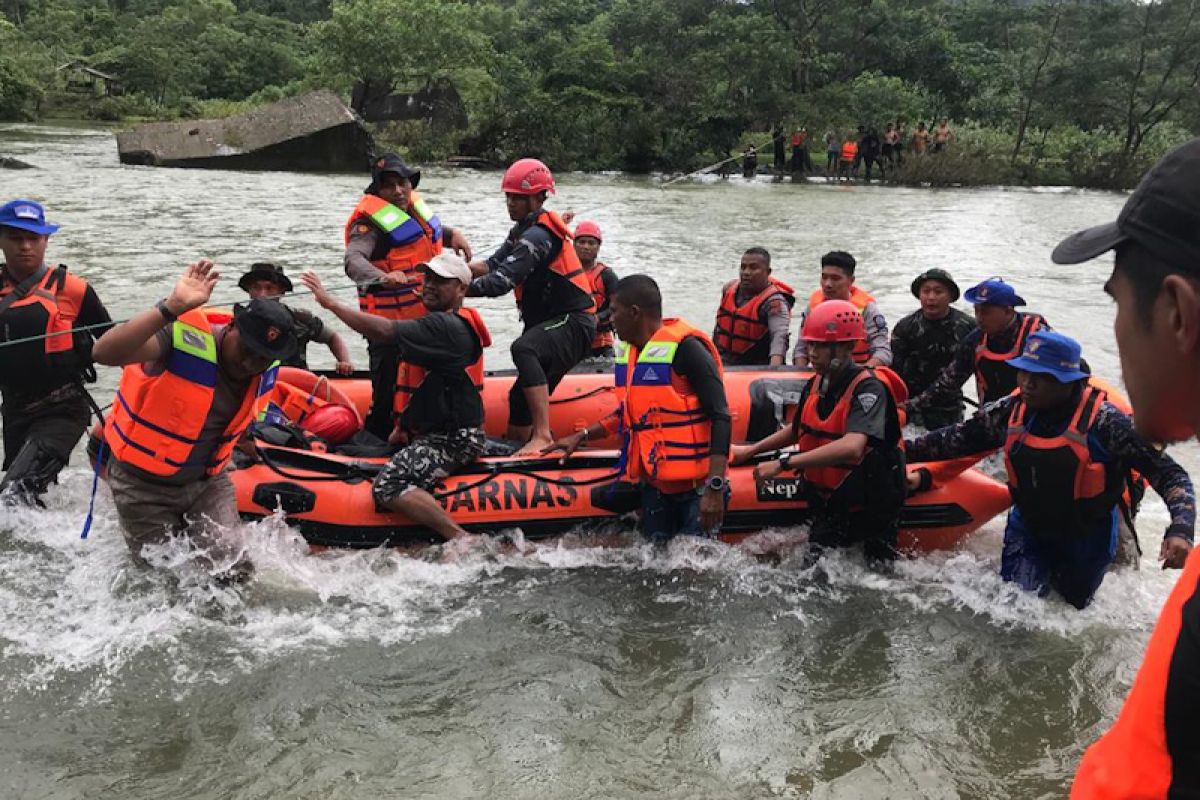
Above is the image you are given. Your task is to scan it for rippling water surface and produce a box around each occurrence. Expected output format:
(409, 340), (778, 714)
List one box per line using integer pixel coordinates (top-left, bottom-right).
(1, 123), (1194, 799)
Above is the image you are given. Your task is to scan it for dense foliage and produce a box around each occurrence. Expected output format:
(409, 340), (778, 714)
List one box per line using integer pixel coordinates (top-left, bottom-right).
(3, 0), (1199, 186)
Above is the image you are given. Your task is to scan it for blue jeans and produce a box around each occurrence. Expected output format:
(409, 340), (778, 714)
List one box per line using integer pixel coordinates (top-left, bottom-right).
(1001, 506), (1117, 609)
(639, 484), (725, 544)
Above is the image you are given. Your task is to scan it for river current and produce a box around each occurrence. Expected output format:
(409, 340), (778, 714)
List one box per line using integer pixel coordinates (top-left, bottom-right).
(1, 123), (1193, 799)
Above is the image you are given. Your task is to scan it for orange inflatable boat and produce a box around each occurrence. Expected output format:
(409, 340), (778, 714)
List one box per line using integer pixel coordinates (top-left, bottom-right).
(235, 366), (1013, 552)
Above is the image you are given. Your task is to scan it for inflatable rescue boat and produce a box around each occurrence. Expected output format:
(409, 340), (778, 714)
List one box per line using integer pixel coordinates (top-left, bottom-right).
(235, 365), (1014, 552)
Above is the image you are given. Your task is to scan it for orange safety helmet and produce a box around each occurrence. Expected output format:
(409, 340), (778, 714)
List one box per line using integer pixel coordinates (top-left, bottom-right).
(574, 220), (602, 241)
(501, 158), (556, 195)
(802, 299), (865, 342)
(298, 404), (360, 445)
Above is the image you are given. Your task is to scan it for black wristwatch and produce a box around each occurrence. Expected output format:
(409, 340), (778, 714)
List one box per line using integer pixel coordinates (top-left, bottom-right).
(156, 299), (178, 322)
(704, 475), (728, 493)
(779, 453), (792, 471)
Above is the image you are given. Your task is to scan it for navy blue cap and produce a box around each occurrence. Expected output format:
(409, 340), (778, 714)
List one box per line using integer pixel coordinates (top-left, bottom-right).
(0, 199), (59, 236)
(963, 277), (1025, 307)
(1008, 330), (1088, 383)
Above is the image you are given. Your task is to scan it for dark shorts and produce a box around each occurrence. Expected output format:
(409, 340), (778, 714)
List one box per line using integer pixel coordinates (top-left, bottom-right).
(372, 428), (486, 505)
(808, 508), (899, 564)
(508, 312), (595, 428)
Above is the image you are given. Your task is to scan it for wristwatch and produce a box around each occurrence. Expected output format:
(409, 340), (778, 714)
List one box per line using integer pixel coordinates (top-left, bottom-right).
(704, 475), (728, 493)
(779, 452), (792, 471)
(155, 299), (178, 322)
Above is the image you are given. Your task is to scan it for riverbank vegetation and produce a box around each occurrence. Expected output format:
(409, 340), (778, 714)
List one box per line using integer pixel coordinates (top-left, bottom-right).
(2, 0), (1198, 188)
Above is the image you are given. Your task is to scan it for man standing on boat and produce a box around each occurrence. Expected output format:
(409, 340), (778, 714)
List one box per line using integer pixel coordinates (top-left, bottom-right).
(0, 199), (113, 506)
(890, 268), (976, 429)
(734, 300), (906, 570)
(302, 254), (490, 547)
(544, 274), (731, 543)
(344, 153), (474, 440)
(1048, 137), (1200, 797)
(94, 260), (298, 581)
(573, 220), (619, 360)
(906, 277), (1050, 413)
(467, 158), (597, 455)
(237, 262), (353, 374)
(904, 331), (1193, 609)
(713, 247), (795, 366)
(792, 251), (891, 368)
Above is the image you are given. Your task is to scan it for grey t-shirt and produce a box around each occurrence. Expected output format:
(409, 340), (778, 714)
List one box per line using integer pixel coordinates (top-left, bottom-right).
(117, 324), (252, 485)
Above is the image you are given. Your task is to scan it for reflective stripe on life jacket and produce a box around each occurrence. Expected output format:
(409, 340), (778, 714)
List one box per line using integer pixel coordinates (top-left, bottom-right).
(587, 262), (614, 350)
(615, 319), (723, 485)
(393, 306), (492, 434)
(0, 265), (90, 381)
(104, 308), (278, 477)
(975, 313), (1042, 403)
(794, 369), (877, 496)
(807, 286), (875, 364)
(714, 277), (796, 363)
(1003, 383), (1123, 537)
(344, 193), (443, 321)
(512, 210), (596, 316)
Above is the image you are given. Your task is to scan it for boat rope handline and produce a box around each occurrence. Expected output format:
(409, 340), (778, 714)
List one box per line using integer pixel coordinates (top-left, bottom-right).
(0, 277), (383, 350)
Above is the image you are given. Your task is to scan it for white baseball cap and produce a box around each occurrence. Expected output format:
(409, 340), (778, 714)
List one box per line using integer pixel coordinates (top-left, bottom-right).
(421, 252), (472, 286)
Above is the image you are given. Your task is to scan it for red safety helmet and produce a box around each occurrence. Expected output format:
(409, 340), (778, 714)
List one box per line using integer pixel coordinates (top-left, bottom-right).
(298, 404), (360, 445)
(574, 220), (602, 242)
(802, 299), (865, 342)
(501, 158), (556, 195)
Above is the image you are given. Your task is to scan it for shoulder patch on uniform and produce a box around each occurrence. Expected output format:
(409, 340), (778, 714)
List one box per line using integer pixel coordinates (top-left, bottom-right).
(857, 392), (880, 413)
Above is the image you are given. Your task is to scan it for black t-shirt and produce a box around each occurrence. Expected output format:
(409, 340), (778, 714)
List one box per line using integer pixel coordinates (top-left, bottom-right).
(392, 311), (485, 435)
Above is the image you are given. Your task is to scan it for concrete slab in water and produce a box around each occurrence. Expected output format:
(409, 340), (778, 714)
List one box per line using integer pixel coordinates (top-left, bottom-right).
(115, 90), (374, 172)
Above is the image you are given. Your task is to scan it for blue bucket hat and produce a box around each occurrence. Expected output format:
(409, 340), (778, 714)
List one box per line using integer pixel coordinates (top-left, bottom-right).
(0, 199), (60, 236)
(963, 277), (1025, 307)
(1007, 330), (1089, 383)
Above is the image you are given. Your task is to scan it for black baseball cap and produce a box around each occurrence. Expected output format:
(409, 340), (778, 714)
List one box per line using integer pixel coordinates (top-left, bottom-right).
(911, 268), (960, 301)
(1052, 137), (1200, 269)
(367, 152), (421, 194)
(232, 299), (298, 362)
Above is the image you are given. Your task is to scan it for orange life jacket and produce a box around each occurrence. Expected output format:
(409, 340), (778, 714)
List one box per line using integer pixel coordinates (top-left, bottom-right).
(587, 262), (614, 350)
(1070, 547), (1200, 799)
(975, 313), (1042, 403)
(264, 381), (329, 427)
(615, 319), (724, 486)
(794, 369), (879, 495)
(393, 306), (492, 435)
(104, 308), (278, 477)
(840, 141), (858, 161)
(807, 286), (875, 363)
(714, 277), (795, 362)
(1003, 383), (1124, 537)
(344, 193), (443, 321)
(0, 264), (90, 382)
(512, 210), (597, 315)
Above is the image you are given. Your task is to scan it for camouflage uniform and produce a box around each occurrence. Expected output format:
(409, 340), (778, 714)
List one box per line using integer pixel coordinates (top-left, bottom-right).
(890, 306), (976, 429)
(906, 393), (1196, 547)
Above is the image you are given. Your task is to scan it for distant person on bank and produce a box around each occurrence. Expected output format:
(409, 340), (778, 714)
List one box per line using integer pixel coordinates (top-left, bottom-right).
(793, 251), (891, 368)
(0, 199), (113, 506)
(713, 247), (795, 366)
(237, 262), (352, 374)
(545, 274), (731, 543)
(343, 153), (473, 440)
(94, 261), (298, 581)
